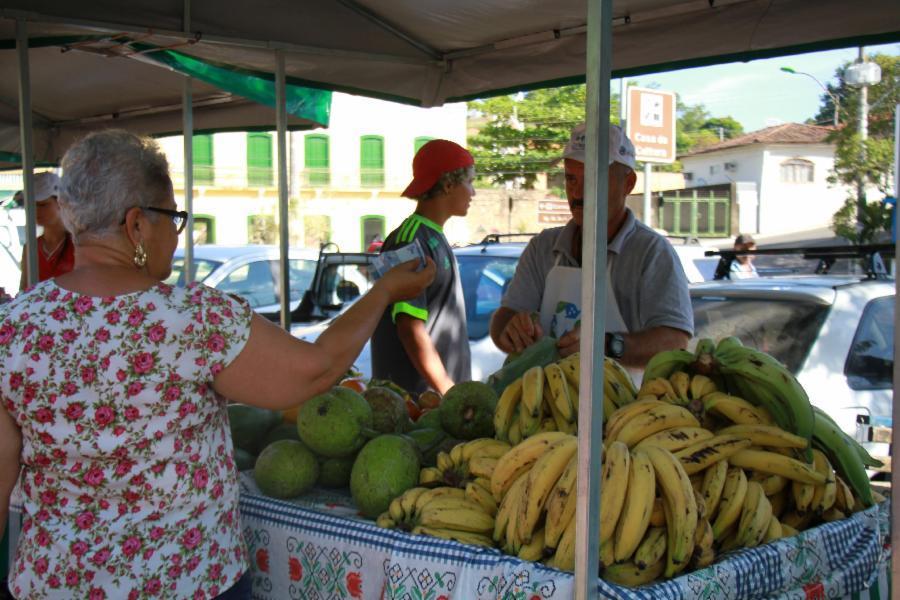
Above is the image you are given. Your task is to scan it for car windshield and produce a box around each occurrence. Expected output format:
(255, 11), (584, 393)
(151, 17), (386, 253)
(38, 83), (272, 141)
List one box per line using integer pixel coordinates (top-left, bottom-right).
(691, 296), (830, 373)
(456, 254), (519, 340)
(165, 258), (222, 286)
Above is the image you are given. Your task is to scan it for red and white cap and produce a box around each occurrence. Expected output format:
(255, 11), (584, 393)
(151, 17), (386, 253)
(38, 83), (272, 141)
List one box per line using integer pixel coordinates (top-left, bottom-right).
(402, 139), (474, 198)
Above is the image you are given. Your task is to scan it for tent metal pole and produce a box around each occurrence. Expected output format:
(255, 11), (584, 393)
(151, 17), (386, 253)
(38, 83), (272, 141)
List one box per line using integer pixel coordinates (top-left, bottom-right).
(276, 49), (291, 331)
(891, 102), (899, 590)
(574, 0), (612, 597)
(182, 78), (194, 283)
(182, 0), (195, 284)
(15, 18), (37, 288)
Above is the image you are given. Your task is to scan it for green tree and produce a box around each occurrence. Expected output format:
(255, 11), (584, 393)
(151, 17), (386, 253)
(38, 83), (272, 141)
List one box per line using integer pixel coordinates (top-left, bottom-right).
(823, 53), (898, 243)
(470, 84), (744, 187)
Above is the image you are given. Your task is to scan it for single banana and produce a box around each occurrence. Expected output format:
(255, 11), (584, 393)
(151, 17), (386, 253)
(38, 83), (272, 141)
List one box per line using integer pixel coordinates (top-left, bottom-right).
(418, 501), (494, 535)
(490, 431), (570, 501)
(769, 487), (789, 518)
(519, 435), (578, 544)
(599, 441), (631, 543)
(736, 481), (771, 548)
(729, 449), (825, 485)
(557, 352), (580, 389)
(674, 434), (753, 476)
(599, 536), (615, 570)
(780, 522), (800, 538)
(614, 403), (700, 448)
(669, 370), (691, 403)
(633, 426), (714, 453)
(702, 392), (773, 426)
(639, 446), (697, 578)
(650, 497), (666, 527)
(642, 348), (694, 382)
(604, 398), (668, 442)
(811, 407), (874, 508)
(449, 443), (465, 467)
(614, 449), (656, 562)
(809, 448), (837, 513)
(508, 417), (524, 445)
(751, 472), (789, 496)
(419, 466), (445, 487)
(833, 475), (855, 513)
(689, 374), (718, 400)
(602, 557), (666, 587)
(465, 480), (498, 516)
(791, 479), (816, 514)
(822, 507), (847, 522)
(504, 472), (530, 552)
(780, 510), (813, 531)
(700, 458), (729, 518)
(566, 381), (580, 414)
(519, 365), (545, 438)
(605, 356), (637, 398)
(436, 452), (454, 473)
(717, 424), (809, 449)
(763, 515), (783, 543)
(545, 363), (575, 422)
(517, 527), (546, 562)
(463, 438), (511, 462)
(543, 453), (578, 550)
(398, 487), (428, 520)
(468, 456), (499, 480)
(690, 518), (715, 570)
(376, 511), (396, 529)
(389, 496), (408, 523)
(638, 377), (678, 402)
(493, 472), (526, 543)
(633, 526), (667, 569)
(412, 525), (494, 548)
(712, 467), (748, 539)
(414, 487), (467, 516)
(552, 513), (577, 572)
(494, 378), (523, 442)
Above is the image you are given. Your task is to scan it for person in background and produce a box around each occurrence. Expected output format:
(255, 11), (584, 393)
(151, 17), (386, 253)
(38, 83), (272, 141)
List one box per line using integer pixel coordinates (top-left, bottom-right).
(730, 233), (759, 279)
(489, 123), (693, 368)
(371, 139), (475, 395)
(18, 172), (75, 290)
(0, 129), (434, 599)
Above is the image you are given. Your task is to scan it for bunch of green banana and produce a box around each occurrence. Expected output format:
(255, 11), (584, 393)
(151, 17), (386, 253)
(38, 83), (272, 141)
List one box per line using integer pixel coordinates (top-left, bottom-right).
(712, 337), (815, 458)
(419, 438), (511, 489)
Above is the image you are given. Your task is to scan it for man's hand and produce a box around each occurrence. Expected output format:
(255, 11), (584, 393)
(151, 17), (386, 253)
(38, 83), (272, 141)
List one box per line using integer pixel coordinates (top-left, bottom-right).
(498, 311), (543, 354)
(557, 326), (580, 358)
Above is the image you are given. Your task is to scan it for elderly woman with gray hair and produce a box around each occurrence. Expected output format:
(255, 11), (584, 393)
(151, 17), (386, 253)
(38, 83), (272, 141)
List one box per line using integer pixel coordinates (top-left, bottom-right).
(0, 129), (434, 599)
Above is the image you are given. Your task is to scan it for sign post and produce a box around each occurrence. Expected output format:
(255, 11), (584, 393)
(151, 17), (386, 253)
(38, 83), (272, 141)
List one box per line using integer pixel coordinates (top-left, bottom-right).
(626, 87), (676, 226)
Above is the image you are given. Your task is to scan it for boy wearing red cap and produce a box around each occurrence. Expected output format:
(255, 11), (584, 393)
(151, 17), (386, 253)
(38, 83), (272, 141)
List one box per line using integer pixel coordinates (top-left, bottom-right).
(371, 140), (475, 395)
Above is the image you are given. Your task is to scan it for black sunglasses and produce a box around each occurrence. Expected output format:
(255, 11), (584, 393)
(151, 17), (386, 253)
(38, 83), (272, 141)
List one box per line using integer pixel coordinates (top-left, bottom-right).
(121, 206), (189, 235)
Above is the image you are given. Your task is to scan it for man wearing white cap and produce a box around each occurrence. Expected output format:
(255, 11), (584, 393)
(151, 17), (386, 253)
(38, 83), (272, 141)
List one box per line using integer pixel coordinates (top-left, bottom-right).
(18, 171), (75, 290)
(489, 123), (692, 367)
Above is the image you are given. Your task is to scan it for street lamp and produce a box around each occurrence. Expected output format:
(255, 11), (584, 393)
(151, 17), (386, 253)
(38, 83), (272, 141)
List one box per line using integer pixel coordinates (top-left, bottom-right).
(780, 66), (841, 127)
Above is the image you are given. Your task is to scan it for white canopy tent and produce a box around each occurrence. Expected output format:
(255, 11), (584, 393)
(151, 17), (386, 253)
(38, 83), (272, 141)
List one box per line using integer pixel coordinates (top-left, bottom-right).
(4, 2), (899, 597)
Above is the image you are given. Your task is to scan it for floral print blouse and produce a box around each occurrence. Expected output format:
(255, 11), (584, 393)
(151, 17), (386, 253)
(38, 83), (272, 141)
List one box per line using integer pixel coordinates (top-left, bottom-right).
(0, 280), (253, 599)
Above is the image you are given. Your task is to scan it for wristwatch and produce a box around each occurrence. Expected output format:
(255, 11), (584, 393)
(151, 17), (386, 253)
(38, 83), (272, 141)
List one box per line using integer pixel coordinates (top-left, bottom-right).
(605, 332), (625, 359)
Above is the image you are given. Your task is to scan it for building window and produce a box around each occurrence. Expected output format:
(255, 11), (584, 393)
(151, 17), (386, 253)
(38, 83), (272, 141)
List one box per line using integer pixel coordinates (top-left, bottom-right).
(360, 135), (385, 187)
(305, 134), (330, 186)
(780, 158), (814, 183)
(193, 134), (214, 185)
(192, 214), (216, 244)
(361, 215), (386, 251)
(247, 133), (274, 187)
(414, 136), (434, 154)
(709, 165), (718, 175)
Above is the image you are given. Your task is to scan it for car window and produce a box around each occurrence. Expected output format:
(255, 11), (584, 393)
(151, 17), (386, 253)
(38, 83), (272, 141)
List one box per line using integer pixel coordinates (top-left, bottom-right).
(165, 258), (222, 286)
(845, 295), (894, 390)
(216, 261), (277, 308)
(691, 297), (830, 373)
(281, 259), (317, 302)
(457, 255), (519, 340)
(318, 263), (375, 307)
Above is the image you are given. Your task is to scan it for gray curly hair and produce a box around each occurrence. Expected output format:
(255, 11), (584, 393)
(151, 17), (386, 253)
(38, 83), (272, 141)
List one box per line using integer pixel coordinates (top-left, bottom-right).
(413, 165), (475, 202)
(59, 129), (173, 241)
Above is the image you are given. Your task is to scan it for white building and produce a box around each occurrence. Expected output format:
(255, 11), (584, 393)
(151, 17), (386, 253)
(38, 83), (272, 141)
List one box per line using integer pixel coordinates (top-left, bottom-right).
(157, 92), (468, 251)
(679, 123), (859, 237)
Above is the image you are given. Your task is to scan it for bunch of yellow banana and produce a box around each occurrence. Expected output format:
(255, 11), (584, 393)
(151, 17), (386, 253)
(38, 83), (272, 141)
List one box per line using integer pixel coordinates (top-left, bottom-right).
(375, 485), (497, 547)
(637, 370), (717, 410)
(418, 438), (510, 490)
(493, 354), (635, 444)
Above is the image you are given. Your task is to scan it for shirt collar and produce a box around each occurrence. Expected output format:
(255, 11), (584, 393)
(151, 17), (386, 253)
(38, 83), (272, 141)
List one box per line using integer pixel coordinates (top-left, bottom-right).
(552, 208), (637, 261)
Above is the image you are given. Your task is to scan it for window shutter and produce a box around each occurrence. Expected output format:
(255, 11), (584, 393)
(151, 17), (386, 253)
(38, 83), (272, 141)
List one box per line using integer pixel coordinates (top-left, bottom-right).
(192, 135), (214, 185)
(305, 134), (330, 186)
(360, 135), (385, 187)
(247, 133), (274, 187)
(414, 136), (434, 154)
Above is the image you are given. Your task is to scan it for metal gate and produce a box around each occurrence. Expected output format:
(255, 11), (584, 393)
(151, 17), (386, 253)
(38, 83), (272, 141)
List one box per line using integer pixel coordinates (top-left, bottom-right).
(659, 188), (731, 237)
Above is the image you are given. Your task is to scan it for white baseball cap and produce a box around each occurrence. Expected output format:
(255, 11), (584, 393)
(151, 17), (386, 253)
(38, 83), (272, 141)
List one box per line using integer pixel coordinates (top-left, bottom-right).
(33, 172), (60, 203)
(561, 123), (637, 170)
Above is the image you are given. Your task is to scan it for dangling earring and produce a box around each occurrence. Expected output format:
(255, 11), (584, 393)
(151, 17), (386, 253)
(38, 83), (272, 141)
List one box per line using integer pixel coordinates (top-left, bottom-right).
(133, 242), (148, 268)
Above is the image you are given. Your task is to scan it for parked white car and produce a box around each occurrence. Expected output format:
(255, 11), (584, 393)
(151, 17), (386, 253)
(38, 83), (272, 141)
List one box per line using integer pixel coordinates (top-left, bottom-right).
(690, 274), (894, 469)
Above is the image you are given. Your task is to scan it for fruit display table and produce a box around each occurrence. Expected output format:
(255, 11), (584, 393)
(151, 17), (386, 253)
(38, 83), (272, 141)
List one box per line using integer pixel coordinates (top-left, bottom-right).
(237, 474), (891, 600)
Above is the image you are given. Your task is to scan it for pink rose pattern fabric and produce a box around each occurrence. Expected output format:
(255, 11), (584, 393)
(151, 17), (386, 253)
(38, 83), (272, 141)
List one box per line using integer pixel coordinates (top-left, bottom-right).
(0, 281), (253, 599)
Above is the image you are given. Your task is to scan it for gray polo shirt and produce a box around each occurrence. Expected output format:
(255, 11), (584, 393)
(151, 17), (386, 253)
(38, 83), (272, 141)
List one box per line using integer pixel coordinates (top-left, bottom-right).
(501, 209), (694, 335)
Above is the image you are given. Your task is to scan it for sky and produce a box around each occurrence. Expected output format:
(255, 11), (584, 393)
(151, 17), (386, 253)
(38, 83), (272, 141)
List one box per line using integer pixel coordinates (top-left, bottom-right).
(622, 42), (898, 132)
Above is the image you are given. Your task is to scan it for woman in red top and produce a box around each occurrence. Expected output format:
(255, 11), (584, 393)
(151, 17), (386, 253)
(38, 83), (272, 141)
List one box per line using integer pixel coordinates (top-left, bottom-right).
(18, 172), (75, 291)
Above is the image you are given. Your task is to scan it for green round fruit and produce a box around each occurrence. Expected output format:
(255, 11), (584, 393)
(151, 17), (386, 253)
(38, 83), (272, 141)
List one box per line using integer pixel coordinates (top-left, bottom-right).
(254, 439), (319, 499)
(404, 427), (449, 468)
(297, 387), (374, 457)
(317, 455), (356, 488)
(363, 386), (410, 433)
(439, 381), (498, 440)
(233, 447), (256, 472)
(350, 435), (420, 518)
(228, 404), (282, 455)
(261, 423), (299, 447)
(413, 409), (443, 431)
